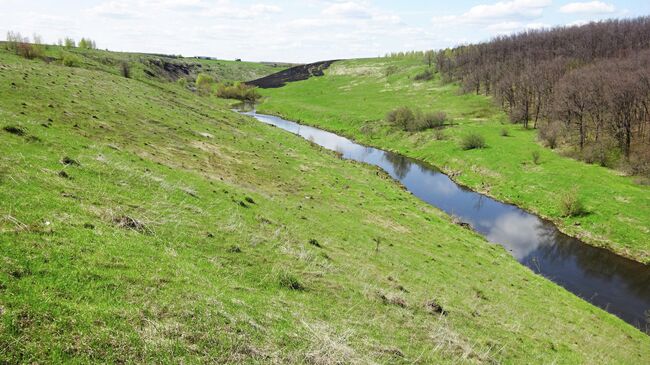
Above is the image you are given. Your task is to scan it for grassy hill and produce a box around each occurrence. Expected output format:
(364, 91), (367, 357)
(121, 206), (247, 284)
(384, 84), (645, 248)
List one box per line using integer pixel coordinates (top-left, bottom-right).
(1, 48), (649, 363)
(257, 57), (650, 264)
(0, 42), (287, 84)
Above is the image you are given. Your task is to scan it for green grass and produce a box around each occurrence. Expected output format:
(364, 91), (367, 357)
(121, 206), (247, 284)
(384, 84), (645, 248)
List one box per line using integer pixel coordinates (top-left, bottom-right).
(3, 42), (286, 84)
(258, 57), (650, 263)
(1, 49), (649, 363)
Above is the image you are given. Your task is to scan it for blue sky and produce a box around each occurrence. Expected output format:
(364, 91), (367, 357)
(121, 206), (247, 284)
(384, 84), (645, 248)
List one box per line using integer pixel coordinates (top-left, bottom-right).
(2, 1), (649, 62)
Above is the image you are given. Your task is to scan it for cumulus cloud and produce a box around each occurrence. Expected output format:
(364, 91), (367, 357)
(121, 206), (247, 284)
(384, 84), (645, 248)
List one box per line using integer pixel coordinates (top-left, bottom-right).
(560, 1), (616, 14)
(433, 0), (552, 26)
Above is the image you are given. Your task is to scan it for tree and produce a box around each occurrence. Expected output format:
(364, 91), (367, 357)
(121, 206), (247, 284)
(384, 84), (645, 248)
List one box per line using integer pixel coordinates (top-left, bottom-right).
(423, 50), (435, 68)
(64, 37), (75, 48)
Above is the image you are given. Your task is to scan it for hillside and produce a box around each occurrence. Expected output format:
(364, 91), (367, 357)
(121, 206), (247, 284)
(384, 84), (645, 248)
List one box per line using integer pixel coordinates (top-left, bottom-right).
(0, 42), (286, 84)
(1, 48), (649, 362)
(257, 56), (650, 264)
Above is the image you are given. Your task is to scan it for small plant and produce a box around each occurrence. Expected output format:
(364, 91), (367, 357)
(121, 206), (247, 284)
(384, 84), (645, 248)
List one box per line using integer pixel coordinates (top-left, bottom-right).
(532, 150), (541, 164)
(278, 271), (304, 290)
(433, 129), (446, 140)
(560, 188), (585, 217)
(460, 133), (486, 150)
(177, 77), (188, 88)
(500, 128), (509, 137)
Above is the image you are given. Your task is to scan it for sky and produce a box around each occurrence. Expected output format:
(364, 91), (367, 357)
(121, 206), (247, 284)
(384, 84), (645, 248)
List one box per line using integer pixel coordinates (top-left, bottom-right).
(1, 0), (649, 63)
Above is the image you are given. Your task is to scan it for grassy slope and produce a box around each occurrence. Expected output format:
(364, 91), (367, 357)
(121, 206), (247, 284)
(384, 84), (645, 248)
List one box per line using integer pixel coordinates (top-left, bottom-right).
(0, 49), (648, 364)
(257, 57), (650, 263)
(30, 44), (286, 83)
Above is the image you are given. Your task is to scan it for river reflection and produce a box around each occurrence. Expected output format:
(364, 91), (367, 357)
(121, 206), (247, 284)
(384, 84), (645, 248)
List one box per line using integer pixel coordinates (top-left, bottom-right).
(243, 111), (650, 332)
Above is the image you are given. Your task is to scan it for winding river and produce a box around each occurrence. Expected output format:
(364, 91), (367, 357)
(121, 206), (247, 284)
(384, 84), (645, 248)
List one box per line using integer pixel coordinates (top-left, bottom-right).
(241, 110), (650, 333)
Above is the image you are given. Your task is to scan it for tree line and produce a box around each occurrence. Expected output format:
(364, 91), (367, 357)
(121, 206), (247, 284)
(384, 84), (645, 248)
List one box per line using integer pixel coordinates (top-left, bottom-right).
(435, 17), (650, 174)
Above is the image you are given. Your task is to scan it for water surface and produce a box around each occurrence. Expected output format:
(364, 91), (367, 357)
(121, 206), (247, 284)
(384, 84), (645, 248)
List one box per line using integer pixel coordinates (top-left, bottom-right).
(243, 110), (650, 332)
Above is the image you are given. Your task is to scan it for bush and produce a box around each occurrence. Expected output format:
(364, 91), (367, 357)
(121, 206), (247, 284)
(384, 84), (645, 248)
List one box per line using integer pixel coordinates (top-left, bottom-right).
(386, 107), (446, 132)
(61, 52), (81, 67)
(629, 146), (650, 177)
(420, 111), (447, 128)
(460, 133), (486, 150)
(434, 129), (446, 140)
(216, 82), (261, 102)
(500, 128), (510, 137)
(384, 65), (398, 77)
(560, 188), (585, 217)
(386, 106), (415, 130)
(539, 121), (563, 149)
(120, 62), (131, 78)
(177, 77), (188, 88)
(414, 69), (434, 81)
(16, 42), (44, 59)
(195, 73), (215, 95)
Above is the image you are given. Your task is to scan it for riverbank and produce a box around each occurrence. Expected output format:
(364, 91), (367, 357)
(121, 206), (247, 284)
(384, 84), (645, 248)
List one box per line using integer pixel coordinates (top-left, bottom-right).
(257, 57), (650, 264)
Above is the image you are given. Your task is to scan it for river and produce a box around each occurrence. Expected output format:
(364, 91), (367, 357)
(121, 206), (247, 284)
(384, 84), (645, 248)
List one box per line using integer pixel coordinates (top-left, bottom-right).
(241, 110), (650, 333)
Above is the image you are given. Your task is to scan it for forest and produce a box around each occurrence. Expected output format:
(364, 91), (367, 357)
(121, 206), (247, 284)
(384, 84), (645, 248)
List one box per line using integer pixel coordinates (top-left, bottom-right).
(436, 17), (650, 174)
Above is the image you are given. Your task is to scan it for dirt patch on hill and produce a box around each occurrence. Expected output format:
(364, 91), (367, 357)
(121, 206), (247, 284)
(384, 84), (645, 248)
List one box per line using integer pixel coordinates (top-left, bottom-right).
(246, 60), (339, 88)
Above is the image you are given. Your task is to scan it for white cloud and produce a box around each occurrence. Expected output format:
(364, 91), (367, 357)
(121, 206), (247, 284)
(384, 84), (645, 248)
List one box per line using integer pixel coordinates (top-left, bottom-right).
(433, 0), (552, 26)
(559, 1), (616, 14)
(322, 1), (372, 19)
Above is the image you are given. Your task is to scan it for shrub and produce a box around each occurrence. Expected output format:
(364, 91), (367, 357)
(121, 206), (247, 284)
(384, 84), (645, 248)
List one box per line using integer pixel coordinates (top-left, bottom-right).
(532, 150), (540, 164)
(386, 107), (446, 132)
(61, 52), (82, 67)
(386, 106), (415, 130)
(216, 82), (261, 102)
(120, 62), (131, 78)
(582, 141), (618, 168)
(433, 129), (446, 140)
(539, 121), (563, 149)
(278, 271), (304, 290)
(195, 73), (215, 95)
(500, 128), (510, 137)
(384, 65), (398, 77)
(414, 69), (434, 81)
(420, 111), (446, 128)
(560, 188), (585, 217)
(460, 133), (486, 150)
(629, 146), (650, 177)
(177, 77), (188, 88)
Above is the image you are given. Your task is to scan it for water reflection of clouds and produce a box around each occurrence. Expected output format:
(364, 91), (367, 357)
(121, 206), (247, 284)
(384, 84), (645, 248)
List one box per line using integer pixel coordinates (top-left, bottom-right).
(486, 212), (550, 260)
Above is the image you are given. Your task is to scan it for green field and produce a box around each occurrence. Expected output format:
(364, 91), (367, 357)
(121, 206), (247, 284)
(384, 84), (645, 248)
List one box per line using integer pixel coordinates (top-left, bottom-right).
(258, 57), (650, 264)
(1, 49), (649, 363)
